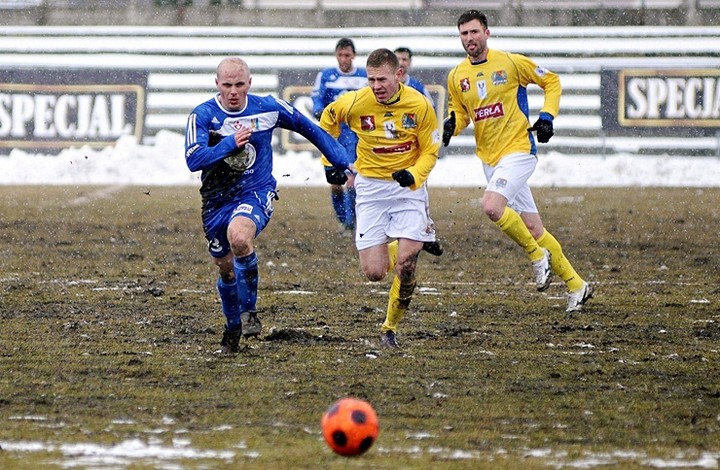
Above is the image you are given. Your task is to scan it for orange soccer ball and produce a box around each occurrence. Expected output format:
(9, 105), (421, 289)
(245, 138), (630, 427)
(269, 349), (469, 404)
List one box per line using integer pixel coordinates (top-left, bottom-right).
(321, 397), (379, 456)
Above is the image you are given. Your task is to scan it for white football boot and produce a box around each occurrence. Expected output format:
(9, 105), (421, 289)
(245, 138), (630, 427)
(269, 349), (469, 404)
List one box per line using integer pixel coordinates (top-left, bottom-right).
(532, 248), (553, 291)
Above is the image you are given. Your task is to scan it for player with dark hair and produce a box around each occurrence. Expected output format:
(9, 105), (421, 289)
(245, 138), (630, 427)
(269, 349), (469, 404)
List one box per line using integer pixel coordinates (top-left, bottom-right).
(443, 10), (593, 313)
(320, 48), (440, 348)
(312, 38), (368, 233)
(185, 57), (351, 354)
(393, 46), (434, 105)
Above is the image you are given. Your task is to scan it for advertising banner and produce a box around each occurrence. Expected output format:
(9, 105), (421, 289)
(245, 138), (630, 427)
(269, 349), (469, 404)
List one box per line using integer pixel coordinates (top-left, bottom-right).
(0, 69), (148, 152)
(601, 68), (720, 136)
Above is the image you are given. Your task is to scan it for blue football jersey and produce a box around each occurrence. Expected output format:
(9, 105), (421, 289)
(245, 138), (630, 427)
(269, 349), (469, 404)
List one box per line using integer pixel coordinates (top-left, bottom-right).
(185, 93), (350, 208)
(311, 67), (367, 161)
(311, 66), (367, 118)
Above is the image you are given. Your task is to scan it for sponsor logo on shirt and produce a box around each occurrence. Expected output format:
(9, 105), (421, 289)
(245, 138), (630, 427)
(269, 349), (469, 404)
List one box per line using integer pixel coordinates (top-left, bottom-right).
(361, 115), (376, 131)
(224, 143), (257, 172)
(372, 141), (412, 154)
(209, 238), (223, 253)
(473, 103), (505, 121)
(232, 203), (254, 217)
(492, 70), (508, 86)
(401, 113), (417, 129)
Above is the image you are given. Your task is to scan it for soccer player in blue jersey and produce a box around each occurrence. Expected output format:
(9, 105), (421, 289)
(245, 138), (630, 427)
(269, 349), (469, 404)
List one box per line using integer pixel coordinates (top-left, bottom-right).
(394, 47), (434, 106)
(312, 38), (367, 233)
(185, 57), (352, 354)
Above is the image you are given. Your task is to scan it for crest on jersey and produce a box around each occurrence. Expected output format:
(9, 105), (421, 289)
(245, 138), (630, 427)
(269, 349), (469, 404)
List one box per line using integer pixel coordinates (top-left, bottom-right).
(401, 113), (417, 129)
(360, 115), (375, 131)
(492, 70), (508, 86)
(460, 78), (471, 92)
(383, 121), (399, 139)
(224, 143), (257, 172)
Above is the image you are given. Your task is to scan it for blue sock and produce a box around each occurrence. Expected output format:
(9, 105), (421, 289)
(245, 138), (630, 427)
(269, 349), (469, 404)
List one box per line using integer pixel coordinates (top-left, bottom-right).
(216, 277), (241, 331)
(233, 252), (259, 312)
(331, 190), (346, 225)
(345, 188), (356, 229)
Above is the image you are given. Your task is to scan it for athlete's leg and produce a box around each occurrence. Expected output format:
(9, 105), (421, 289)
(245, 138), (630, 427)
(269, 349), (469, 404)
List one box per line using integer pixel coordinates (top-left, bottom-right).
(227, 214), (258, 306)
(345, 187), (357, 229)
(382, 239), (422, 334)
(214, 253), (241, 331)
(387, 239), (398, 273)
(483, 155), (545, 263)
(535, 228), (585, 292)
(359, 243), (390, 282)
(330, 184), (347, 226)
(489, 192), (545, 263)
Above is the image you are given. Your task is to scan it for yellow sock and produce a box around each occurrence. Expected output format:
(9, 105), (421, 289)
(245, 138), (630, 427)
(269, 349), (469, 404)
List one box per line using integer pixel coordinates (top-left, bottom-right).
(387, 240), (398, 274)
(381, 276), (416, 333)
(537, 230), (584, 292)
(495, 207), (544, 262)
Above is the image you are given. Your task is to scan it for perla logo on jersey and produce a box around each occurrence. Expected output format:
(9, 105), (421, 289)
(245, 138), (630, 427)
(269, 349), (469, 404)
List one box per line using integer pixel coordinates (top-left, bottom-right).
(473, 103), (505, 121)
(224, 143), (257, 172)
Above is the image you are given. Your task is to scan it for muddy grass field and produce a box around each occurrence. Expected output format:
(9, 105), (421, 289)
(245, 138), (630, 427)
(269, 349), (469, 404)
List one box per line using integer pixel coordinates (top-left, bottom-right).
(1, 185), (718, 469)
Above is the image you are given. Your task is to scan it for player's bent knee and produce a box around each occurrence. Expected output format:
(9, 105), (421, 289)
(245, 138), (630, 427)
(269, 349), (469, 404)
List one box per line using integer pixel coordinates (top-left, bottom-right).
(483, 205), (503, 222)
(363, 269), (387, 282)
(229, 237), (253, 257)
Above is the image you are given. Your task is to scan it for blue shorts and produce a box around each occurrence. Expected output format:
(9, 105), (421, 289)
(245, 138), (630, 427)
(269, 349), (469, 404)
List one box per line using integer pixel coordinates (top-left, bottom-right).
(202, 187), (277, 258)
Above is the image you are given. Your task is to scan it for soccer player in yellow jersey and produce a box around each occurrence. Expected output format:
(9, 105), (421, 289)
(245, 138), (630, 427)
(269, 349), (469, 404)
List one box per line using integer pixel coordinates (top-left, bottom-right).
(444, 10), (593, 313)
(320, 48), (441, 348)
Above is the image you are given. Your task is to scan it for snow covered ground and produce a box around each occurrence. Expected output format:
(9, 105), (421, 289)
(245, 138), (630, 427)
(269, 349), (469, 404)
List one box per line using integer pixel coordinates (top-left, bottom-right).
(1, 130), (718, 188)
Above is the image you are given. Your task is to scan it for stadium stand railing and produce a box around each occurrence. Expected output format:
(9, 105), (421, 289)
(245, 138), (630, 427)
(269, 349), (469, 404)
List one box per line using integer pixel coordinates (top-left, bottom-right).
(1, 26), (719, 157)
(1, 0), (718, 27)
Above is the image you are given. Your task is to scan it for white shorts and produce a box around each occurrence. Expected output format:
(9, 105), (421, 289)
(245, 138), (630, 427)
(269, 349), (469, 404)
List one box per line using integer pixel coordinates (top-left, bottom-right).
(353, 174), (436, 251)
(483, 152), (539, 214)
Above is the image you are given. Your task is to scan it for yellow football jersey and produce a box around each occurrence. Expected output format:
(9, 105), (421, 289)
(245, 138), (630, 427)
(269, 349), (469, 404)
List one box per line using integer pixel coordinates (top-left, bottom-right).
(320, 83), (440, 190)
(446, 49), (561, 167)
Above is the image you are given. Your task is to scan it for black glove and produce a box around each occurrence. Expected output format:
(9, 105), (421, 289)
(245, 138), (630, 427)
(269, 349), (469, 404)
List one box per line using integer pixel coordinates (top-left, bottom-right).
(325, 166), (348, 185)
(528, 116), (554, 143)
(442, 111), (455, 147)
(208, 130), (223, 147)
(392, 169), (415, 187)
